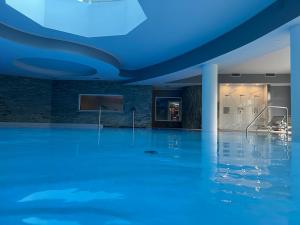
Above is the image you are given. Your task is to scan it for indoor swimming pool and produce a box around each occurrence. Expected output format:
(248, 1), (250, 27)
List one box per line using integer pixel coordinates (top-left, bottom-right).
(0, 127), (299, 225)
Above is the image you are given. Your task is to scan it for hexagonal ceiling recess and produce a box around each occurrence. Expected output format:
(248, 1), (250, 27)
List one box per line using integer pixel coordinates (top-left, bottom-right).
(5, 0), (147, 37)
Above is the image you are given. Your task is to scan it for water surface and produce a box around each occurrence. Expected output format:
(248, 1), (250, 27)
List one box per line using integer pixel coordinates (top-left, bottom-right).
(0, 128), (299, 225)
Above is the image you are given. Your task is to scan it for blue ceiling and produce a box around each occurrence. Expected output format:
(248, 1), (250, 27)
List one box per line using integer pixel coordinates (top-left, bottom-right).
(0, 0), (290, 80)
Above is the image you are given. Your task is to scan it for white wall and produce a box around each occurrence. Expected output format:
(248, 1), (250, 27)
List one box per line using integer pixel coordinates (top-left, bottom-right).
(219, 84), (267, 131)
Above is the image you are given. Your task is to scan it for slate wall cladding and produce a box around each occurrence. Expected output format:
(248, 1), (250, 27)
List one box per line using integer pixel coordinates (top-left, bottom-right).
(182, 86), (202, 129)
(51, 80), (152, 128)
(0, 76), (152, 128)
(152, 89), (183, 128)
(0, 76), (52, 122)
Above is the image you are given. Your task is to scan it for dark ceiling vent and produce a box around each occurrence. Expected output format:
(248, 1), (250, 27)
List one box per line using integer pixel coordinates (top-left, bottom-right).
(265, 73), (276, 77)
(231, 73), (241, 77)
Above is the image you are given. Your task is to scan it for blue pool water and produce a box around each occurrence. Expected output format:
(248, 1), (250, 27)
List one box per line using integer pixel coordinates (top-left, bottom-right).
(0, 127), (299, 225)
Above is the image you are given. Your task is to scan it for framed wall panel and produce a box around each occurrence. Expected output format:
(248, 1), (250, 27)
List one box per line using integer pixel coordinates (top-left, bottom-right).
(79, 94), (124, 112)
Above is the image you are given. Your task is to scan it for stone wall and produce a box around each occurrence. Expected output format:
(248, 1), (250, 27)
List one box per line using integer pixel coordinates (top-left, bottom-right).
(51, 80), (152, 128)
(0, 76), (52, 122)
(151, 87), (202, 129)
(0, 76), (152, 128)
(182, 86), (201, 129)
(152, 89), (183, 128)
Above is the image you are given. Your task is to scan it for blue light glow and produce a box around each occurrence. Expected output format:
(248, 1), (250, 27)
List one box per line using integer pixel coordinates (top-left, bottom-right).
(5, 0), (147, 37)
(18, 188), (125, 203)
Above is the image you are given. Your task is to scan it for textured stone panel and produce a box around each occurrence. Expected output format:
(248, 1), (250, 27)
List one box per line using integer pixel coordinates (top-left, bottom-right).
(182, 86), (202, 129)
(0, 75), (52, 122)
(51, 80), (152, 128)
(0, 76), (152, 128)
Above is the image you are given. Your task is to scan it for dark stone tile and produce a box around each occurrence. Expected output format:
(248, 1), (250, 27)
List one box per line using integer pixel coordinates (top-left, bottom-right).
(0, 76), (152, 128)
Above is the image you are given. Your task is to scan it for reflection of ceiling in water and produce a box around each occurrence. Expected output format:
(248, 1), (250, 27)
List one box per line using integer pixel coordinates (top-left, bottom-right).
(212, 133), (291, 200)
(18, 188), (124, 203)
(23, 217), (80, 225)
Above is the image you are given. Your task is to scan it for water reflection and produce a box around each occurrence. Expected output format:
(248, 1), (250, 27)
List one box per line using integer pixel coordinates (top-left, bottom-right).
(291, 142), (300, 223)
(23, 217), (132, 225)
(201, 132), (218, 176)
(1, 128), (299, 225)
(213, 133), (291, 200)
(105, 219), (131, 225)
(23, 217), (80, 225)
(167, 134), (181, 150)
(18, 188), (124, 203)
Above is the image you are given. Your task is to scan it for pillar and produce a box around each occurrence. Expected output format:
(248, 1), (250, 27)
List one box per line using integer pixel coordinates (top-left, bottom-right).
(201, 64), (218, 133)
(290, 25), (300, 142)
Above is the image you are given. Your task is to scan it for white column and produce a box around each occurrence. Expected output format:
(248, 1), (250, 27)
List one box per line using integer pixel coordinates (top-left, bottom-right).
(290, 25), (300, 142)
(201, 64), (218, 133)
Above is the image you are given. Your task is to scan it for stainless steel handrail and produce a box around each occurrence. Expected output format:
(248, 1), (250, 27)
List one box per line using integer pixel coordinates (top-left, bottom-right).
(131, 107), (136, 130)
(98, 106), (102, 129)
(246, 105), (289, 135)
(132, 110), (135, 130)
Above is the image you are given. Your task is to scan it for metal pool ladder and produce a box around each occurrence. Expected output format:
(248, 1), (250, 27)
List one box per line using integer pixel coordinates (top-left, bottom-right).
(246, 105), (289, 135)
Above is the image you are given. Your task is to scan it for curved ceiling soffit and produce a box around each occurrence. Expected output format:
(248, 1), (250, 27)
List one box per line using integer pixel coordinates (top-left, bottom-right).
(14, 58), (97, 78)
(122, 0), (300, 83)
(0, 22), (121, 70)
